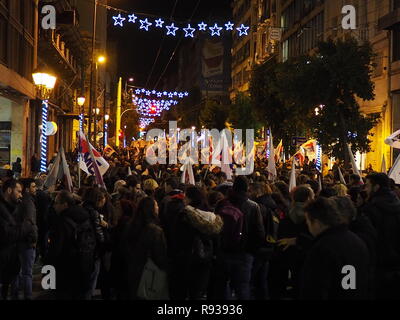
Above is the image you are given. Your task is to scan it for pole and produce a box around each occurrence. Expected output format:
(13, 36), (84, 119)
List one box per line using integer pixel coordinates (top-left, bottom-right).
(103, 83), (107, 148)
(93, 63), (98, 147)
(40, 100), (49, 172)
(116, 77), (122, 147)
(88, 0), (97, 144)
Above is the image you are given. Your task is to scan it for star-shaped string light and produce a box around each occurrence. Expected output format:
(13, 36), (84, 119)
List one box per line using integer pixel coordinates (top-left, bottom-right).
(225, 21), (234, 30)
(236, 24), (249, 36)
(128, 14), (137, 23)
(139, 18), (152, 31)
(113, 14), (126, 27)
(155, 18), (165, 28)
(183, 24), (196, 38)
(209, 23), (223, 36)
(166, 23), (179, 36)
(198, 22), (207, 31)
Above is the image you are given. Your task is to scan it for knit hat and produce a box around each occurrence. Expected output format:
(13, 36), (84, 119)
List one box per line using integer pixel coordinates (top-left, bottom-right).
(143, 178), (159, 191)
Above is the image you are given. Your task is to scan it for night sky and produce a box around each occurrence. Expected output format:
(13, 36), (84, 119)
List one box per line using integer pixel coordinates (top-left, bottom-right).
(107, 0), (232, 89)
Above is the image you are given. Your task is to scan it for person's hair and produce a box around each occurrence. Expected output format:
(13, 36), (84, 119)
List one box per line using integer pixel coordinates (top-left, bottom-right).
(19, 178), (35, 193)
(126, 175), (139, 188)
(273, 181), (291, 201)
(34, 178), (44, 189)
(350, 174), (360, 183)
(366, 173), (390, 189)
(165, 176), (179, 190)
(297, 174), (309, 185)
(185, 186), (209, 210)
(2, 179), (20, 193)
(332, 196), (357, 223)
(82, 187), (105, 208)
(208, 191), (224, 209)
(319, 187), (337, 198)
(56, 190), (76, 207)
(131, 197), (158, 229)
(16, 157), (21, 162)
(333, 183), (348, 197)
(347, 186), (361, 204)
(293, 185), (313, 202)
(113, 180), (126, 193)
(250, 182), (266, 198)
(217, 171), (227, 181)
(304, 197), (342, 227)
(233, 175), (249, 193)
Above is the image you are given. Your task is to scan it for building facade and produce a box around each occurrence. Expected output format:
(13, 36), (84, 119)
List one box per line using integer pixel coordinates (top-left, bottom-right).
(277, 0), (394, 169)
(0, 0), (37, 175)
(231, 0), (278, 99)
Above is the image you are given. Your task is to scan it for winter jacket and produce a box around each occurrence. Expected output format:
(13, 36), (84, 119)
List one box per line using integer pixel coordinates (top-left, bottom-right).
(15, 193), (38, 250)
(116, 222), (168, 299)
(228, 190), (265, 254)
(0, 196), (20, 283)
(83, 202), (105, 245)
(300, 225), (370, 300)
(362, 188), (400, 272)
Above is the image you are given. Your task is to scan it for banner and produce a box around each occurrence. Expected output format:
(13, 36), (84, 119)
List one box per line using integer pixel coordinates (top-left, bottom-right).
(103, 144), (116, 157)
(44, 146), (73, 192)
(202, 39), (224, 78)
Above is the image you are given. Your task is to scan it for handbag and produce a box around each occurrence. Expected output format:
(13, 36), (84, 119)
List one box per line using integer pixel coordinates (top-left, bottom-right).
(137, 257), (169, 300)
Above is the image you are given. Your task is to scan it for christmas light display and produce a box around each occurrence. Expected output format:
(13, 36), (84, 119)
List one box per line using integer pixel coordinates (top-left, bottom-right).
(236, 24), (249, 36)
(133, 87), (189, 98)
(111, 13), (249, 38)
(40, 100), (49, 172)
(139, 117), (155, 128)
(183, 24), (196, 38)
(166, 23), (179, 36)
(209, 23), (223, 36)
(139, 18), (152, 31)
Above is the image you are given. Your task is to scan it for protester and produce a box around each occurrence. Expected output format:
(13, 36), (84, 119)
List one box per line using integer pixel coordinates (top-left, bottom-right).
(0, 179), (23, 300)
(300, 197), (370, 299)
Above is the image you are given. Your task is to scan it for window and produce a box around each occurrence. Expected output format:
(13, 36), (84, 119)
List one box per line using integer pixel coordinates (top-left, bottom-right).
(282, 39), (288, 61)
(393, 25), (400, 62)
(0, 15), (6, 64)
(395, 0), (400, 10)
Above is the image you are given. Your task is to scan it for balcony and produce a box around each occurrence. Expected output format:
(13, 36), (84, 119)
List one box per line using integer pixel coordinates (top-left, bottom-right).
(378, 8), (400, 30)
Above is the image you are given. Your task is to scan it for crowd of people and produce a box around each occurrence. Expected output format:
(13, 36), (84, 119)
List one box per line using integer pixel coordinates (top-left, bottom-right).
(0, 147), (400, 300)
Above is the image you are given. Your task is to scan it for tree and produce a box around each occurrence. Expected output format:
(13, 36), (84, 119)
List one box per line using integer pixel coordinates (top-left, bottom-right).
(228, 93), (262, 132)
(200, 99), (229, 130)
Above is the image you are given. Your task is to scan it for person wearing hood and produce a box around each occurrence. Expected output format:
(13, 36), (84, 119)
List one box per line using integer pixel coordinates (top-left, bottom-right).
(362, 173), (400, 299)
(46, 191), (96, 299)
(169, 186), (223, 300)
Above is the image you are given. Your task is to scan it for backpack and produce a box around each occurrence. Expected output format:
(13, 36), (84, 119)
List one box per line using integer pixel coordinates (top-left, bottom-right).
(216, 200), (244, 253)
(63, 217), (96, 274)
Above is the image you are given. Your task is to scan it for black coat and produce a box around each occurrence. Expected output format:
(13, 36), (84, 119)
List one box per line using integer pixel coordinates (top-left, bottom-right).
(300, 225), (370, 300)
(15, 193), (38, 250)
(362, 188), (400, 272)
(228, 190), (265, 254)
(0, 196), (20, 283)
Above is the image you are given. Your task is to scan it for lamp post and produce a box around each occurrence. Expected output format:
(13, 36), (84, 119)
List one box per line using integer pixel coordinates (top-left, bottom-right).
(32, 67), (57, 173)
(91, 55), (106, 147)
(104, 114), (109, 146)
(77, 96), (86, 132)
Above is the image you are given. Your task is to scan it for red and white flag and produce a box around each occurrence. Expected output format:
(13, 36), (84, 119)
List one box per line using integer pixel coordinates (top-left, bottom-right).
(79, 131), (109, 187)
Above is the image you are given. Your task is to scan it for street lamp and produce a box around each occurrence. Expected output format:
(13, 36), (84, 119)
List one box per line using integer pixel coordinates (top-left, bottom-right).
(32, 66), (57, 172)
(97, 55), (106, 64)
(77, 96), (85, 132)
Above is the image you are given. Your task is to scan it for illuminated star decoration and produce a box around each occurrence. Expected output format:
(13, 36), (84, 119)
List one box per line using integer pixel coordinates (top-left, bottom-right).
(113, 14), (126, 27)
(139, 18), (152, 31)
(152, 90), (156, 94)
(168, 93), (174, 98)
(184, 92), (189, 96)
(225, 21), (234, 31)
(166, 23), (179, 36)
(178, 93), (184, 98)
(141, 88), (146, 93)
(183, 24), (196, 38)
(145, 90), (151, 96)
(128, 13), (137, 23)
(209, 23), (223, 36)
(155, 18), (165, 28)
(198, 22), (207, 31)
(236, 24), (249, 36)
(157, 92), (162, 97)
(135, 89), (141, 94)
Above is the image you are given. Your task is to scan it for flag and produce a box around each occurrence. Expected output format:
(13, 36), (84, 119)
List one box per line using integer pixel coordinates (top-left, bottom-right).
(347, 144), (362, 179)
(384, 129), (400, 149)
(293, 148), (305, 166)
(389, 153), (400, 184)
(103, 144), (116, 157)
(44, 146), (73, 192)
(301, 139), (317, 153)
(267, 129), (277, 180)
(338, 167), (346, 185)
(318, 175), (322, 193)
(180, 157), (195, 185)
(220, 131), (233, 180)
(381, 155), (387, 174)
(289, 160), (296, 192)
(128, 166), (132, 176)
(274, 139), (283, 163)
(79, 132), (109, 186)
